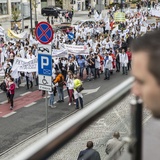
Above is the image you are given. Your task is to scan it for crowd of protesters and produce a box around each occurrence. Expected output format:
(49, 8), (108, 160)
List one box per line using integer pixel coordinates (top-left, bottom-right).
(0, 5), (159, 110)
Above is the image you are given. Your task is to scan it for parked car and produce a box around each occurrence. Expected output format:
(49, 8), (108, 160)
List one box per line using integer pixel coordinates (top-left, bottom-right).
(72, 20), (96, 28)
(41, 6), (67, 16)
(53, 23), (73, 33)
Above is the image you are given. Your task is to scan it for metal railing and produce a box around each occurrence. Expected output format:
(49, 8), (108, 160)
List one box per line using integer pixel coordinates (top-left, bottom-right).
(12, 77), (142, 160)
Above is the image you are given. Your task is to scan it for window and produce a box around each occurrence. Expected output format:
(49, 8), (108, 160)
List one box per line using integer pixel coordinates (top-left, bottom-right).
(0, 0), (8, 15)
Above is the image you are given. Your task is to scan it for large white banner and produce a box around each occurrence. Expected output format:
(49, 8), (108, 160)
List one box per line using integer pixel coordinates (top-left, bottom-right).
(52, 49), (68, 57)
(63, 44), (88, 55)
(12, 57), (37, 72)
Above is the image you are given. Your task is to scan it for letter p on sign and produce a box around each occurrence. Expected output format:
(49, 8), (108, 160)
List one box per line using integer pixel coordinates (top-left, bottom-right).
(41, 56), (49, 69)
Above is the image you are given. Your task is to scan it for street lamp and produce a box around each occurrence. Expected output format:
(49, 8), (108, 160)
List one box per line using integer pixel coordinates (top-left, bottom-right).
(35, 0), (38, 27)
(30, 0), (33, 34)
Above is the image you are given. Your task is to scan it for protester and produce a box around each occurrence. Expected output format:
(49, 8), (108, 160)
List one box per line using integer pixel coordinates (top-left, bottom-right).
(73, 74), (83, 109)
(54, 70), (64, 103)
(66, 71), (75, 105)
(6, 77), (15, 110)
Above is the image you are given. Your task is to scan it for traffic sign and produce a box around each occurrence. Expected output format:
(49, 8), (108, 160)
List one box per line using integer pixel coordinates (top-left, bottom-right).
(38, 75), (52, 91)
(38, 44), (52, 91)
(68, 32), (74, 40)
(35, 22), (54, 44)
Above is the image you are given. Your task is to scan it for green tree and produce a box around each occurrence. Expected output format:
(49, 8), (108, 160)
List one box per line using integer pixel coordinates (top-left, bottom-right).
(12, 9), (20, 22)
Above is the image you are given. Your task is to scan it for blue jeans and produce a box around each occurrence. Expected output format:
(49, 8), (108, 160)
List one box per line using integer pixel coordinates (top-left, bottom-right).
(122, 66), (127, 75)
(105, 68), (110, 79)
(79, 67), (84, 78)
(49, 94), (54, 106)
(57, 86), (64, 101)
(76, 97), (83, 109)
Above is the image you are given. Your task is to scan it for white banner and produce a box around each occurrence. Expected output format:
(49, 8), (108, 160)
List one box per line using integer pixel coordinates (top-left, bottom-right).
(140, 26), (147, 33)
(52, 49), (68, 57)
(64, 44), (87, 54)
(12, 57), (37, 72)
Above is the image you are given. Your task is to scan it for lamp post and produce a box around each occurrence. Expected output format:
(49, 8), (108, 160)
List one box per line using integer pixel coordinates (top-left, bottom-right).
(35, 0), (38, 27)
(21, 0), (24, 32)
(30, 0), (33, 34)
(121, 0), (123, 12)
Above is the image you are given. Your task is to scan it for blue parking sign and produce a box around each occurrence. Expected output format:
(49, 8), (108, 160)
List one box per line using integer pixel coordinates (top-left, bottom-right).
(38, 54), (52, 76)
(68, 32), (74, 40)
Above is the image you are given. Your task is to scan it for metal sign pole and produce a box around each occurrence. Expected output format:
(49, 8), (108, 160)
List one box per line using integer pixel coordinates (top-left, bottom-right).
(45, 91), (48, 134)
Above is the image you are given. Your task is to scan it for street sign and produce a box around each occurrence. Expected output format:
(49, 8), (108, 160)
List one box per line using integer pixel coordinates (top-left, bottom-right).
(35, 22), (54, 44)
(38, 44), (52, 91)
(68, 32), (74, 40)
(38, 75), (52, 91)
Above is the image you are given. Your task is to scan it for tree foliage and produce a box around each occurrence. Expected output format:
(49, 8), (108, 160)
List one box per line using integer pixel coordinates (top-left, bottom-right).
(12, 9), (20, 22)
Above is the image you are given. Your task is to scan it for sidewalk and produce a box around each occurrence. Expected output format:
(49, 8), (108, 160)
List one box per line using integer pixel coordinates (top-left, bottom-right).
(0, 11), (89, 33)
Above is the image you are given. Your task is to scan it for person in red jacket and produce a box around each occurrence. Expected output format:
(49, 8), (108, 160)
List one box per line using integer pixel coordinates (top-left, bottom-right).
(126, 47), (132, 71)
(7, 77), (15, 110)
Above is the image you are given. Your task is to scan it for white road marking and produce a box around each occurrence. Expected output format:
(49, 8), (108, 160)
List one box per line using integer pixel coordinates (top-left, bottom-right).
(20, 91), (31, 96)
(2, 111), (16, 118)
(64, 96), (68, 99)
(24, 102), (37, 108)
(0, 100), (8, 105)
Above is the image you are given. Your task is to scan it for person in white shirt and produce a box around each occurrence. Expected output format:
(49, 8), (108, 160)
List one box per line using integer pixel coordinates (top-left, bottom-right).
(120, 49), (128, 75)
(104, 52), (113, 80)
(95, 53), (101, 78)
(66, 71), (75, 106)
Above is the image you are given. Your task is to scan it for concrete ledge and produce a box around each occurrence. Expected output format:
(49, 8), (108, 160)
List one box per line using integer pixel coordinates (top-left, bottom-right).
(0, 15), (11, 23)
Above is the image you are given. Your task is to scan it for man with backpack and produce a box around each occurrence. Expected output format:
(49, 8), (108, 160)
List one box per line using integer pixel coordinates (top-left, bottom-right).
(54, 70), (64, 103)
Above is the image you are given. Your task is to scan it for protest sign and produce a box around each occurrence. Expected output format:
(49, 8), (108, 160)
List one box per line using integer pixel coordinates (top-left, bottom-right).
(64, 44), (87, 55)
(52, 49), (68, 57)
(12, 57), (37, 72)
(114, 12), (126, 22)
(140, 26), (147, 33)
(7, 29), (28, 39)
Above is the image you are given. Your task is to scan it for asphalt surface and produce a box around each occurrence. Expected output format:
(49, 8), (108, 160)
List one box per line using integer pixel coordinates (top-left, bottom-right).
(0, 72), (130, 154)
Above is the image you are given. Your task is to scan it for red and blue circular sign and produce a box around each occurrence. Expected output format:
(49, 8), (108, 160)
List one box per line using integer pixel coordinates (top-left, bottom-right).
(35, 22), (54, 44)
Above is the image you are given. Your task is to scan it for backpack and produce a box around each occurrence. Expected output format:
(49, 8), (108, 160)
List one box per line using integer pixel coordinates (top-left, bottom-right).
(69, 63), (74, 72)
(0, 81), (7, 92)
(58, 75), (64, 87)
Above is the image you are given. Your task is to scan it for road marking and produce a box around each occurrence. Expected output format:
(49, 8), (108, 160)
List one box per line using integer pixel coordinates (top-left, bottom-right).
(24, 102), (37, 108)
(20, 91), (31, 96)
(2, 111), (16, 118)
(64, 95), (68, 99)
(0, 100), (8, 105)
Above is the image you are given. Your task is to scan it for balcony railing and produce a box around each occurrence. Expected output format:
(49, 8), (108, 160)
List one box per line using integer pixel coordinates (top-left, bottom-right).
(12, 77), (144, 160)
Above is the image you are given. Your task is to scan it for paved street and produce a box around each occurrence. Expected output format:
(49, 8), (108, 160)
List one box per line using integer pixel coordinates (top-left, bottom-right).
(0, 7), (157, 160)
(0, 11), (91, 33)
(0, 70), (131, 155)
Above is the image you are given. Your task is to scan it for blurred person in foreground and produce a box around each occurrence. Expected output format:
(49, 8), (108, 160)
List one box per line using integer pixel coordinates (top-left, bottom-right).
(131, 30), (160, 160)
(77, 141), (101, 160)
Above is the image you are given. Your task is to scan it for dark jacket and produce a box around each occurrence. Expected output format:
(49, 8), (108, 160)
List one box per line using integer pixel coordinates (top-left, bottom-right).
(77, 148), (101, 160)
